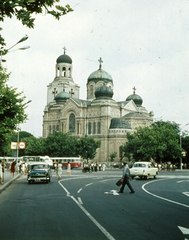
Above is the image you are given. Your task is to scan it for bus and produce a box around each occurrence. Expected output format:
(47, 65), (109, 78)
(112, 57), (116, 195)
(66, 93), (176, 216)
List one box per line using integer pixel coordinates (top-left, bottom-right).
(51, 157), (82, 169)
(21, 156), (53, 168)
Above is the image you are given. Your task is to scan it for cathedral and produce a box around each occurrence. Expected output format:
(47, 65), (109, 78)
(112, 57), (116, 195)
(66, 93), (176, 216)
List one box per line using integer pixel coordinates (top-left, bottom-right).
(42, 49), (154, 162)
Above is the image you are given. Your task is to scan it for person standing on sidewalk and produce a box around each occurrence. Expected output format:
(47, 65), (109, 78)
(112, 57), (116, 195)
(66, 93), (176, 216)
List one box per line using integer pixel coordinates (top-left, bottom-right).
(0, 160), (2, 184)
(118, 161), (135, 194)
(10, 161), (16, 178)
(57, 161), (62, 179)
(67, 161), (71, 176)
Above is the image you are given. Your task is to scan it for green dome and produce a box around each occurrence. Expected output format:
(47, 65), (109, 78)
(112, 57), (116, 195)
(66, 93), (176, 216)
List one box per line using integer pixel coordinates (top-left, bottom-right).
(126, 93), (143, 106)
(109, 118), (131, 129)
(55, 91), (71, 104)
(95, 85), (113, 99)
(56, 54), (72, 64)
(88, 69), (113, 83)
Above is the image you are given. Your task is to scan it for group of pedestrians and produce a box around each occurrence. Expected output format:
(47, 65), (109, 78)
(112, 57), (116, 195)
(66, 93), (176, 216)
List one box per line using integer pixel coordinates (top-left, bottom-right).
(55, 161), (71, 179)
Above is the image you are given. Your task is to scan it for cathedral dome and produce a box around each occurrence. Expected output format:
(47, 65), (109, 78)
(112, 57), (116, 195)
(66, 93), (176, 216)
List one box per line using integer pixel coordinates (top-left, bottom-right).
(126, 87), (143, 106)
(109, 118), (131, 129)
(56, 54), (72, 64)
(95, 85), (113, 99)
(88, 69), (113, 83)
(55, 91), (71, 104)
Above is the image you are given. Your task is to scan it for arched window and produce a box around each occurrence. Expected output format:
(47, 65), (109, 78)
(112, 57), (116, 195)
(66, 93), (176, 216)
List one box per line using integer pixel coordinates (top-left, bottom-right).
(93, 122), (96, 134)
(62, 67), (66, 77)
(49, 125), (51, 134)
(68, 67), (71, 77)
(98, 122), (101, 134)
(90, 85), (93, 97)
(69, 113), (75, 132)
(88, 122), (91, 134)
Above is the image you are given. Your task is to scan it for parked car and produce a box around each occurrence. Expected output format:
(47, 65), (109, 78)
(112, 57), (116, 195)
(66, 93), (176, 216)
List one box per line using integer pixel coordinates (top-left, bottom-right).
(27, 162), (52, 184)
(130, 162), (158, 179)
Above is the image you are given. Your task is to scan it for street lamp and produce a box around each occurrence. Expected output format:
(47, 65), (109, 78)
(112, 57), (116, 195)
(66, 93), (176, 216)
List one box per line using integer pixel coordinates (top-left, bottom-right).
(0, 35), (30, 66)
(180, 123), (189, 170)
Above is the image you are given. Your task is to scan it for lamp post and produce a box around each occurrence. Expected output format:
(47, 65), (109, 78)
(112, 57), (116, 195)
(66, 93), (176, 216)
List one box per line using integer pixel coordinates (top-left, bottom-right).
(16, 100), (32, 164)
(180, 123), (189, 170)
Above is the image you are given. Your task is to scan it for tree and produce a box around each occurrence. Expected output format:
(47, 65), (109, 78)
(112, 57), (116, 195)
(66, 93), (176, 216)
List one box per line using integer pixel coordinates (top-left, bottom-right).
(121, 121), (183, 163)
(0, 68), (27, 154)
(43, 132), (79, 157)
(0, 0), (73, 54)
(109, 152), (117, 162)
(78, 137), (101, 162)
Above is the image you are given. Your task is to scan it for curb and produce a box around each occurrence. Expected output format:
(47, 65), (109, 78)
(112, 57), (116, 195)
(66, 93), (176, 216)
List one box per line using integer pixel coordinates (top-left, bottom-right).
(0, 174), (21, 193)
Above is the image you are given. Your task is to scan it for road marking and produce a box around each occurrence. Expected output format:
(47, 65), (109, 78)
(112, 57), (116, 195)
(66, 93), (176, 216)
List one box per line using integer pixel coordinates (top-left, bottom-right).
(177, 180), (189, 183)
(77, 188), (82, 193)
(85, 183), (93, 187)
(77, 197), (83, 204)
(183, 192), (189, 197)
(104, 190), (119, 196)
(178, 226), (189, 234)
(58, 181), (116, 240)
(142, 179), (189, 209)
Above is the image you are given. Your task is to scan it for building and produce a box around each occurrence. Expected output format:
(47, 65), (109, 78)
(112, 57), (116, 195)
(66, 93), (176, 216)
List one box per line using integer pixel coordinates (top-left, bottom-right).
(43, 49), (154, 162)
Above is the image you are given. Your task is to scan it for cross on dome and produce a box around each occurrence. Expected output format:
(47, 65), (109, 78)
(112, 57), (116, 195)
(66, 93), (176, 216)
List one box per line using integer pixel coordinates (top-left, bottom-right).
(133, 86), (136, 94)
(98, 57), (103, 69)
(63, 46), (67, 54)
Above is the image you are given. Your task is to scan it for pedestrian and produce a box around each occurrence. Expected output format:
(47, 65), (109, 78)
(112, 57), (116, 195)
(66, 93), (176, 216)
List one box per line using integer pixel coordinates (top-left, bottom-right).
(118, 161), (135, 194)
(0, 160), (2, 184)
(57, 161), (62, 179)
(67, 161), (71, 176)
(102, 163), (106, 171)
(11, 161), (16, 178)
(16, 161), (20, 174)
(21, 162), (25, 174)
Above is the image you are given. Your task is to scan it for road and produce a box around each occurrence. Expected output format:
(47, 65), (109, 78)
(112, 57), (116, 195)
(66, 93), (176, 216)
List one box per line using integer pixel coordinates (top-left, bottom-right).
(0, 170), (188, 240)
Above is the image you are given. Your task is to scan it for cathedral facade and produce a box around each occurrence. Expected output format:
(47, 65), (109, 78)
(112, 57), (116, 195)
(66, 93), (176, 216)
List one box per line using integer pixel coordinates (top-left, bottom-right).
(42, 49), (154, 162)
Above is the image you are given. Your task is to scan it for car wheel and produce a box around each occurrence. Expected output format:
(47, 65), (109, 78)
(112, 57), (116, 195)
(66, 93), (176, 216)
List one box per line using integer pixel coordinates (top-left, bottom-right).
(154, 175), (157, 179)
(28, 180), (31, 184)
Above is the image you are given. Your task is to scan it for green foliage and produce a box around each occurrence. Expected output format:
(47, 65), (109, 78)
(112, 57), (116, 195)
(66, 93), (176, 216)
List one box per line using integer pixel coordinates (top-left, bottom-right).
(0, 0), (73, 53)
(109, 152), (117, 162)
(121, 121), (182, 163)
(0, 68), (27, 154)
(78, 137), (101, 161)
(43, 132), (79, 157)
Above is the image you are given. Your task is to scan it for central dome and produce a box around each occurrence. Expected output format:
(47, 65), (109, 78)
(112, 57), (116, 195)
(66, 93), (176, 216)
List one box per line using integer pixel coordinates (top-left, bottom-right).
(95, 85), (113, 99)
(88, 69), (113, 83)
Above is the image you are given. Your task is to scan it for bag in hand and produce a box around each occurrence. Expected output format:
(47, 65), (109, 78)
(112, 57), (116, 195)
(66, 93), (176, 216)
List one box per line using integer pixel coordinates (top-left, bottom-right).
(116, 178), (123, 186)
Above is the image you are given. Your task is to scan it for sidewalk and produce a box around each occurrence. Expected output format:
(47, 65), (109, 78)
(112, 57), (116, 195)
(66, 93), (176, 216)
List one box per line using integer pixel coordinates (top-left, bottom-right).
(0, 170), (21, 193)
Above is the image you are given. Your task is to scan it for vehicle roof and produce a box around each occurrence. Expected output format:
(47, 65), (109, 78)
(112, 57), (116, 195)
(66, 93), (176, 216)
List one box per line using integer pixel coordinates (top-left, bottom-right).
(133, 162), (153, 164)
(28, 162), (49, 166)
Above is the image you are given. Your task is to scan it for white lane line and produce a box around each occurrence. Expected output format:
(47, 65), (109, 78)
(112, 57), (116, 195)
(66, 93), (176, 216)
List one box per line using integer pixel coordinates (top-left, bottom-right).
(77, 197), (83, 205)
(77, 188), (82, 193)
(85, 183), (93, 187)
(58, 181), (115, 240)
(177, 180), (189, 183)
(142, 179), (189, 209)
(183, 192), (189, 197)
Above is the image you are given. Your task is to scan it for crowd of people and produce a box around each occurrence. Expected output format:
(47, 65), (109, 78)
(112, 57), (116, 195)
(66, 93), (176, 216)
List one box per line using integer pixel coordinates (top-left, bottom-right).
(83, 162), (106, 172)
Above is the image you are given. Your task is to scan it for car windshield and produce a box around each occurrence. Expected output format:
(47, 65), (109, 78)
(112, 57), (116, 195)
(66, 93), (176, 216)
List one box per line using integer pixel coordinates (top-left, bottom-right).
(32, 165), (48, 170)
(133, 163), (146, 168)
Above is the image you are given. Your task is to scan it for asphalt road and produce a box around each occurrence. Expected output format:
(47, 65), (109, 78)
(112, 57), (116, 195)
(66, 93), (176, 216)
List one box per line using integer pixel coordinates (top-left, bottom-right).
(0, 170), (188, 240)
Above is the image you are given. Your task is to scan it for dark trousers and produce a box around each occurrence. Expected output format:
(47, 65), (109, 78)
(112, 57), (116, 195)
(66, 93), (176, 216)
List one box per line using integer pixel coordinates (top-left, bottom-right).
(120, 176), (134, 192)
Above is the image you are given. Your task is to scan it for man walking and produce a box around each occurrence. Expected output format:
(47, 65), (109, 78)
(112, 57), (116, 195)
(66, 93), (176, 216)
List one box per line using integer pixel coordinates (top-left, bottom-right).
(119, 161), (135, 194)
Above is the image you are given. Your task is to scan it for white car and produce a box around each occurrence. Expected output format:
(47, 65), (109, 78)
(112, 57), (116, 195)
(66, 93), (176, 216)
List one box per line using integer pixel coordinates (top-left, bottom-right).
(130, 162), (158, 179)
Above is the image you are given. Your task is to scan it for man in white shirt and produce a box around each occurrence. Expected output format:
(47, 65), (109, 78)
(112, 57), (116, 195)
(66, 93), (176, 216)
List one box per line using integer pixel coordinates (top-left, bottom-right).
(118, 161), (135, 194)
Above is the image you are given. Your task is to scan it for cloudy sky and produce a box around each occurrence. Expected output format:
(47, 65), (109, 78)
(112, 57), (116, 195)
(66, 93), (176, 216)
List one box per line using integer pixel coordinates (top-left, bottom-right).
(2, 0), (189, 137)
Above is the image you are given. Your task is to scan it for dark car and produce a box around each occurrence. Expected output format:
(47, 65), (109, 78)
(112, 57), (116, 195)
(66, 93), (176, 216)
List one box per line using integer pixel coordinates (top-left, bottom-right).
(27, 162), (52, 184)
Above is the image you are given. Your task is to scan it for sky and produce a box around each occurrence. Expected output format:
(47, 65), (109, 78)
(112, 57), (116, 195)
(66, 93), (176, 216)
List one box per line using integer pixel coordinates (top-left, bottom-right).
(1, 0), (189, 137)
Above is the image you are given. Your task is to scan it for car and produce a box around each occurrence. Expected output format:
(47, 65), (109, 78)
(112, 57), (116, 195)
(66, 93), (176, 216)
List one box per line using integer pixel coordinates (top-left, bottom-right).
(130, 161), (158, 179)
(27, 162), (52, 184)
